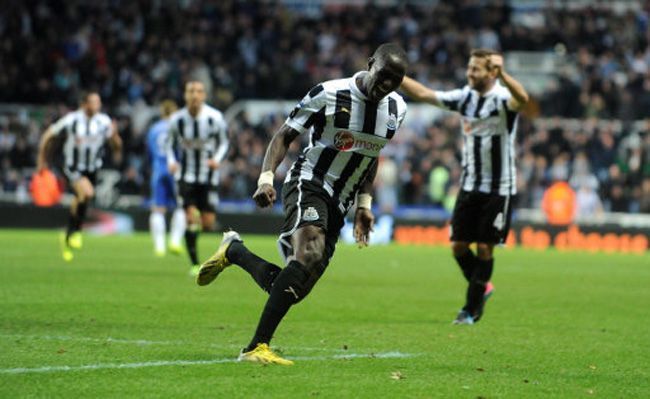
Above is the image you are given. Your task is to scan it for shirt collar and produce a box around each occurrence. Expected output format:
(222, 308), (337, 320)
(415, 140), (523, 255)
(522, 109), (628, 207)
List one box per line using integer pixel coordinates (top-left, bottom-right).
(350, 71), (369, 100)
(476, 80), (502, 97)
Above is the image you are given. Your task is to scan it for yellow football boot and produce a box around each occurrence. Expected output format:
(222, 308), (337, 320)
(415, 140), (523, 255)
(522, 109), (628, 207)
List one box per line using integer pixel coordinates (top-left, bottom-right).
(168, 243), (183, 256)
(68, 232), (83, 249)
(196, 231), (241, 286)
(237, 344), (294, 366)
(189, 265), (200, 277)
(59, 233), (74, 262)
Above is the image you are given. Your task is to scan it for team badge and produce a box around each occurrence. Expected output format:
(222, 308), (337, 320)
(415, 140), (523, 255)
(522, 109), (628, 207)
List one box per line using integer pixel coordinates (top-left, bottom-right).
(302, 206), (319, 222)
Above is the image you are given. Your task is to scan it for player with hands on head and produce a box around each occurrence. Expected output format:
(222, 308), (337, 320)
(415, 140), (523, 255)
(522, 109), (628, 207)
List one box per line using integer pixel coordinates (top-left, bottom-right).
(400, 49), (529, 325)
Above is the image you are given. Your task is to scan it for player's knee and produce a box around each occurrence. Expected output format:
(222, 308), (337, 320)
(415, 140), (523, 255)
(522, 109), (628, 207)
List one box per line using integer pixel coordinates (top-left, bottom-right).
(452, 241), (470, 257)
(476, 243), (493, 260)
(77, 191), (92, 203)
(186, 207), (199, 224)
(201, 213), (215, 231)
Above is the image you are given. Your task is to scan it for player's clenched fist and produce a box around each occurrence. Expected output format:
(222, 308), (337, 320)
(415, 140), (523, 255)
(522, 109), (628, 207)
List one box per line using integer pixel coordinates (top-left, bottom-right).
(253, 184), (276, 208)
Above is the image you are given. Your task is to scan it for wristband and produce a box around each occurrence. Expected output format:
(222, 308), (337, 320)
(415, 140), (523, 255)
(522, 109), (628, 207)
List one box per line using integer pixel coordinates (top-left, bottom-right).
(357, 193), (372, 210)
(257, 171), (274, 187)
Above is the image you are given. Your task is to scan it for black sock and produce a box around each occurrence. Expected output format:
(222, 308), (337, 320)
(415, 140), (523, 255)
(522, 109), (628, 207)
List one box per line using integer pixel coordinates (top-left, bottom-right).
(454, 250), (478, 282)
(464, 258), (494, 315)
(227, 241), (281, 293)
(185, 230), (199, 265)
(66, 213), (78, 240)
(246, 260), (306, 351)
(66, 201), (88, 240)
(75, 201), (88, 231)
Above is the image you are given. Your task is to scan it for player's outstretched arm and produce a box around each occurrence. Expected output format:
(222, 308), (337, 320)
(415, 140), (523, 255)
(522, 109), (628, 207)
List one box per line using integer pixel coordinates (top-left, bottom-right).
(400, 76), (442, 107)
(354, 161), (378, 248)
(252, 124), (301, 208)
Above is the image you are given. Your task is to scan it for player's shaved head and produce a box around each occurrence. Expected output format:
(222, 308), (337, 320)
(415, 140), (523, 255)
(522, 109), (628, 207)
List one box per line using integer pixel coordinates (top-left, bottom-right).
(372, 43), (408, 73)
(362, 43), (408, 102)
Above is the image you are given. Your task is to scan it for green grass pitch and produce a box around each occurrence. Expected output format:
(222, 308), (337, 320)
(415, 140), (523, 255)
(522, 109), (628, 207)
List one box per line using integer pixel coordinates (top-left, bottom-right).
(1, 229), (648, 398)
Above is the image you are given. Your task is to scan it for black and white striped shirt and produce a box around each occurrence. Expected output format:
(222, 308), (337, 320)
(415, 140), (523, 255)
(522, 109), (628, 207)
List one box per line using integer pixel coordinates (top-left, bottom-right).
(166, 105), (229, 186)
(435, 81), (519, 196)
(50, 110), (113, 175)
(285, 71), (408, 213)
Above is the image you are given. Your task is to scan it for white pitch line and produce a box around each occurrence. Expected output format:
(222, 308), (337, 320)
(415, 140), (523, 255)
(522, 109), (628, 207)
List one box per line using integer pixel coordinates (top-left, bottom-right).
(0, 334), (348, 353)
(0, 352), (417, 375)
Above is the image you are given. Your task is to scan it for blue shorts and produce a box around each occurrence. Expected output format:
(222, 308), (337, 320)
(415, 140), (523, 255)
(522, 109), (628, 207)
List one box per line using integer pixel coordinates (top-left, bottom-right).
(150, 173), (177, 208)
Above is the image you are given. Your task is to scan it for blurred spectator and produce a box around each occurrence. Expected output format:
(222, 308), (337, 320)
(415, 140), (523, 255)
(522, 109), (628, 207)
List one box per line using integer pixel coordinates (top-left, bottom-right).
(575, 182), (604, 220)
(0, 1), (647, 216)
(375, 157), (399, 214)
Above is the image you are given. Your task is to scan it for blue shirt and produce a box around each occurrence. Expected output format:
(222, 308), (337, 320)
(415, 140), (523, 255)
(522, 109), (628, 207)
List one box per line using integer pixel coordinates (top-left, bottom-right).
(147, 119), (172, 177)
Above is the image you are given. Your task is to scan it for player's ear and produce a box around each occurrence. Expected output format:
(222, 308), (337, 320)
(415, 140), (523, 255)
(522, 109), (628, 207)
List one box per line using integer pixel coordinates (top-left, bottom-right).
(367, 57), (375, 70)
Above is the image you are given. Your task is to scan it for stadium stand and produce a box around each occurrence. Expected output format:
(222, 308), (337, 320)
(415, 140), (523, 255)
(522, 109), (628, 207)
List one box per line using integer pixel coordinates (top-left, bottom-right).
(0, 1), (648, 215)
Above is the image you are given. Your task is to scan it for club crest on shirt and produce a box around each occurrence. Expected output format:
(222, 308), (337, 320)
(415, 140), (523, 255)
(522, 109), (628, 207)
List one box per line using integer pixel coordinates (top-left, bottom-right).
(386, 114), (397, 130)
(302, 206), (319, 222)
(333, 130), (354, 151)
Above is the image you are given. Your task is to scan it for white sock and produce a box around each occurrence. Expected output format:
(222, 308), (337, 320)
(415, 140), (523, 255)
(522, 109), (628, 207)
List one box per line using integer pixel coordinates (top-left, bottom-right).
(170, 208), (186, 247)
(150, 212), (166, 253)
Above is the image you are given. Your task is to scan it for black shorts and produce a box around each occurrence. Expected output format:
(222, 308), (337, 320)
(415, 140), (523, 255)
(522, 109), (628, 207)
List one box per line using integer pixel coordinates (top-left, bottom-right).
(278, 179), (344, 266)
(450, 190), (513, 244)
(178, 182), (215, 213)
(62, 169), (97, 187)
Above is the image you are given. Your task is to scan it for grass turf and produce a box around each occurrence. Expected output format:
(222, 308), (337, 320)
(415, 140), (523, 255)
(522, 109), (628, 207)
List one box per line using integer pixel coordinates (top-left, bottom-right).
(0, 229), (648, 398)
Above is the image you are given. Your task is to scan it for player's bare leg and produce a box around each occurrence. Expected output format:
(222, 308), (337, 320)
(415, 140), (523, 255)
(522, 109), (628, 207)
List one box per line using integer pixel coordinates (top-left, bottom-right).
(67, 177), (94, 249)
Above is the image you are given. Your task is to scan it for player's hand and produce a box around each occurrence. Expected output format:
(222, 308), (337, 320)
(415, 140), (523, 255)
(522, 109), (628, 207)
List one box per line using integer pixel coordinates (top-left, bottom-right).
(353, 207), (374, 248)
(168, 162), (179, 174)
(489, 54), (504, 77)
(253, 183), (276, 208)
(207, 159), (220, 170)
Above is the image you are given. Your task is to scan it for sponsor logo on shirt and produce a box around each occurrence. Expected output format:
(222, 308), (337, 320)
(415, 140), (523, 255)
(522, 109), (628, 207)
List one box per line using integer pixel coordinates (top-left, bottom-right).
(333, 130), (386, 152)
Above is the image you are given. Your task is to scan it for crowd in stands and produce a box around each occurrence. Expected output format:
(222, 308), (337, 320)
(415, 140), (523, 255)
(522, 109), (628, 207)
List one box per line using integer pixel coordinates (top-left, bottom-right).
(0, 1), (649, 215)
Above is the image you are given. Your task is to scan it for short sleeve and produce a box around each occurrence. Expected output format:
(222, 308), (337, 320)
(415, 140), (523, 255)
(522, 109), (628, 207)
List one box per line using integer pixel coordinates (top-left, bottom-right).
(396, 98), (407, 128)
(495, 87), (517, 112)
(434, 88), (466, 112)
(50, 113), (74, 136)
(285, 84), (328, 135)
(217, 115), (227, 135)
